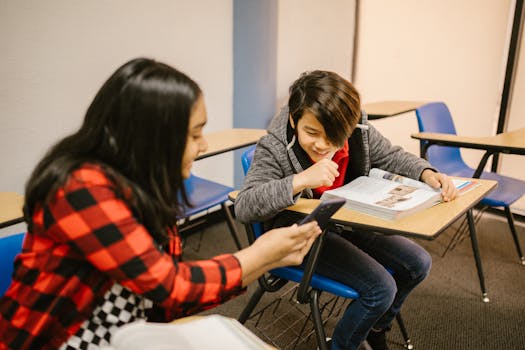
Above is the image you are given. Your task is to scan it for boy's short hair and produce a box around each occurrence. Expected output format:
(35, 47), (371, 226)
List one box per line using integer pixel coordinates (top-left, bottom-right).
(288, 70), (361, 147)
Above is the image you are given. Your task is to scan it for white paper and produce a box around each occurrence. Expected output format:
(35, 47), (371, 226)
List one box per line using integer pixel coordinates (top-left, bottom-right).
(321, 169), (479, 220)
(109, 315), (271, 350)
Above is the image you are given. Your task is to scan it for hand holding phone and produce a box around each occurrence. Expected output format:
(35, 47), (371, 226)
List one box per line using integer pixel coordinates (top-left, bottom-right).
(295, 198), (346, 301)
(298, 198), (346, 230)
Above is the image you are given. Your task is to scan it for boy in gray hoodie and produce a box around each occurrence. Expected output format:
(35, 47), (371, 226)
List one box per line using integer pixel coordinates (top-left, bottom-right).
(235, 71), (457, 350)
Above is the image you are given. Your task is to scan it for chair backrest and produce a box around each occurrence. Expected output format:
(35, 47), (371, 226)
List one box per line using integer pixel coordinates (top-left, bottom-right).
(0, 232), (25, 296)
(240, 146), (264, 239)
(241, 146), (256, 176)
(415, 102), (470, 175)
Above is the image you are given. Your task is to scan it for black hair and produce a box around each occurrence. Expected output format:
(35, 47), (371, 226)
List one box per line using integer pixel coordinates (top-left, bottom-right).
(24, 57), (202, 243)
(288, 70), (361, 147)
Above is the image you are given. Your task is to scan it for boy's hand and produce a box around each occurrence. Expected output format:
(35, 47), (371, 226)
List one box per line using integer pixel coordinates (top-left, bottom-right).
(292, 159), (339, 194)
(420, 169), (458, 202)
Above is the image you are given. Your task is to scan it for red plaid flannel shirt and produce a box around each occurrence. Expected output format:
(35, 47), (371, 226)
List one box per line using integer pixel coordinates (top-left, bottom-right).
(0, 164), (244, 350)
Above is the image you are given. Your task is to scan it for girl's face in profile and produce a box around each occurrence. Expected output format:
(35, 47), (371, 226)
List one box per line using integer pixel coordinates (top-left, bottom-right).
(182, 95), (208, 179)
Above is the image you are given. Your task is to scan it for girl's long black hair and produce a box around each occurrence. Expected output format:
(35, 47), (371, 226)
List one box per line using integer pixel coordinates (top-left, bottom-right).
(24, 58), (201, 243)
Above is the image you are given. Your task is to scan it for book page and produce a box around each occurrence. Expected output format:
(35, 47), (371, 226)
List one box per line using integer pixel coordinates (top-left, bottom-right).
(369, 169), (479, 195)
(321, 174), (480, 220)
(369, 168), (436, 191)
(323, 176), (440, 212)
(107, 315), (272, 350)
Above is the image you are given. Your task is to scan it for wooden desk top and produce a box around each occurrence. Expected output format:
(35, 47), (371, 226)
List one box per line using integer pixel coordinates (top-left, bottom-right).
(0, 192), (24, 228)
(230, 178), (496, 240)
(197, 128), (267, 160)
(363, 101), (426, 120)
(411, 128), (525, 155)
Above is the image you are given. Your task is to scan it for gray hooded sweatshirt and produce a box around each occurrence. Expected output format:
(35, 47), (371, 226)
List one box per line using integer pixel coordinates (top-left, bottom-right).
(234, 106), (434, 228)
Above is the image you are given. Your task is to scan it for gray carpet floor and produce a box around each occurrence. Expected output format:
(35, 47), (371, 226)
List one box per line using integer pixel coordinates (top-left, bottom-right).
(184, 211), (525, 349)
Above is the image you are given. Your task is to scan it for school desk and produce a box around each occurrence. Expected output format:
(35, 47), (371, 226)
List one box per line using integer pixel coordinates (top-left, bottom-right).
(230, 177), (497, 301)
(411, 127), (525, 178)
(363, 101), (426, 120)
(197, 128), (267, 160)
(0, 192), (24, 229)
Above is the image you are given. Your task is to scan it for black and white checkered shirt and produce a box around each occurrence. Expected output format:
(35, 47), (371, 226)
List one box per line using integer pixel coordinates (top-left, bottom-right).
(59, 283), (153, 350)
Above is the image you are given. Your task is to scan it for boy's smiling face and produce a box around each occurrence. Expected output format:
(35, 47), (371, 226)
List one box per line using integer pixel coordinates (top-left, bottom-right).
(290, 112), (340, 163)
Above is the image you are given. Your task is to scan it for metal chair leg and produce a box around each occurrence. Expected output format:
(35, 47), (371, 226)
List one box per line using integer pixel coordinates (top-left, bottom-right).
(221, 203), (243, 250)
(442, 207), (484, 257)
(238, 284), (265, 324)
(503, 206), (525, 265)
(309, 290), (329, 350)
(396, 313), (413, 349)
(467, 209), (489, 302)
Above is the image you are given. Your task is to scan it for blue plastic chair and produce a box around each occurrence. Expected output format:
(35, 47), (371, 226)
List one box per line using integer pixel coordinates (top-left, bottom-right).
(0, 232), (25, 296)
(237, 146), (412, 350)
(415, 102), (525, 264)
(179, 174), (242, 250)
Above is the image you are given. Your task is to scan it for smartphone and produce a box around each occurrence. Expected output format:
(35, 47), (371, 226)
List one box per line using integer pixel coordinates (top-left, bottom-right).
(298, 198), (346, 230)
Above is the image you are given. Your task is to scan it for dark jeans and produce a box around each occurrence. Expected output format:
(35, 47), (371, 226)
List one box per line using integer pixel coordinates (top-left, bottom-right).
(314, 230), (431, 350)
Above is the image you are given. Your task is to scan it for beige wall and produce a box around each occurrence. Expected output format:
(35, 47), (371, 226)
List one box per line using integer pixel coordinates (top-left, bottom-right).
(357, 0), (511, 155)
(2, 1), (524, 230)
(356, 0), (525, 212)
(0, 0), (234, 196)
(276, 0), (356, 107)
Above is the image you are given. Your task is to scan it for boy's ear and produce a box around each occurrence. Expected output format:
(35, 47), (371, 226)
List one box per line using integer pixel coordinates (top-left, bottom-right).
(289, 114), (295, 129)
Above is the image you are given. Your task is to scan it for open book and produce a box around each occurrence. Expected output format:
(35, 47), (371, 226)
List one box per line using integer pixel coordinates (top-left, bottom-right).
(101, 315), (273, 350)
(320, 168), (478, 220)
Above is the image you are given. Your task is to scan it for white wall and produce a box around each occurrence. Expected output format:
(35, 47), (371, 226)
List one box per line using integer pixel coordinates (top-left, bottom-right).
(3, 1), (524, 226)
(276, 0), (356, 107)
(357, 0), (511, 159)
(356, 1), (525, 213)
(0, 0), (234, 198)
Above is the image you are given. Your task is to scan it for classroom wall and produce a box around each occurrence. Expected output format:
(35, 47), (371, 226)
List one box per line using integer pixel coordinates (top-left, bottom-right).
(232, 0), (278, 187)
(356, 0), (525, 213)
(275, 0), (356, 107)
(0, 0), (234, 196)
(357, 0), (511, 155)
(2, 1), (524, 235)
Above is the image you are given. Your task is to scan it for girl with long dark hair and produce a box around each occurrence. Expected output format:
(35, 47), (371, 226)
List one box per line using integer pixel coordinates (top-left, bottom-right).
(0, 58), (321, 350)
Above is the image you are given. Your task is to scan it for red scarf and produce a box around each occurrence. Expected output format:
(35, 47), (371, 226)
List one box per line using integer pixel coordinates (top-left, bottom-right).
(312, 141), (350, 198)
